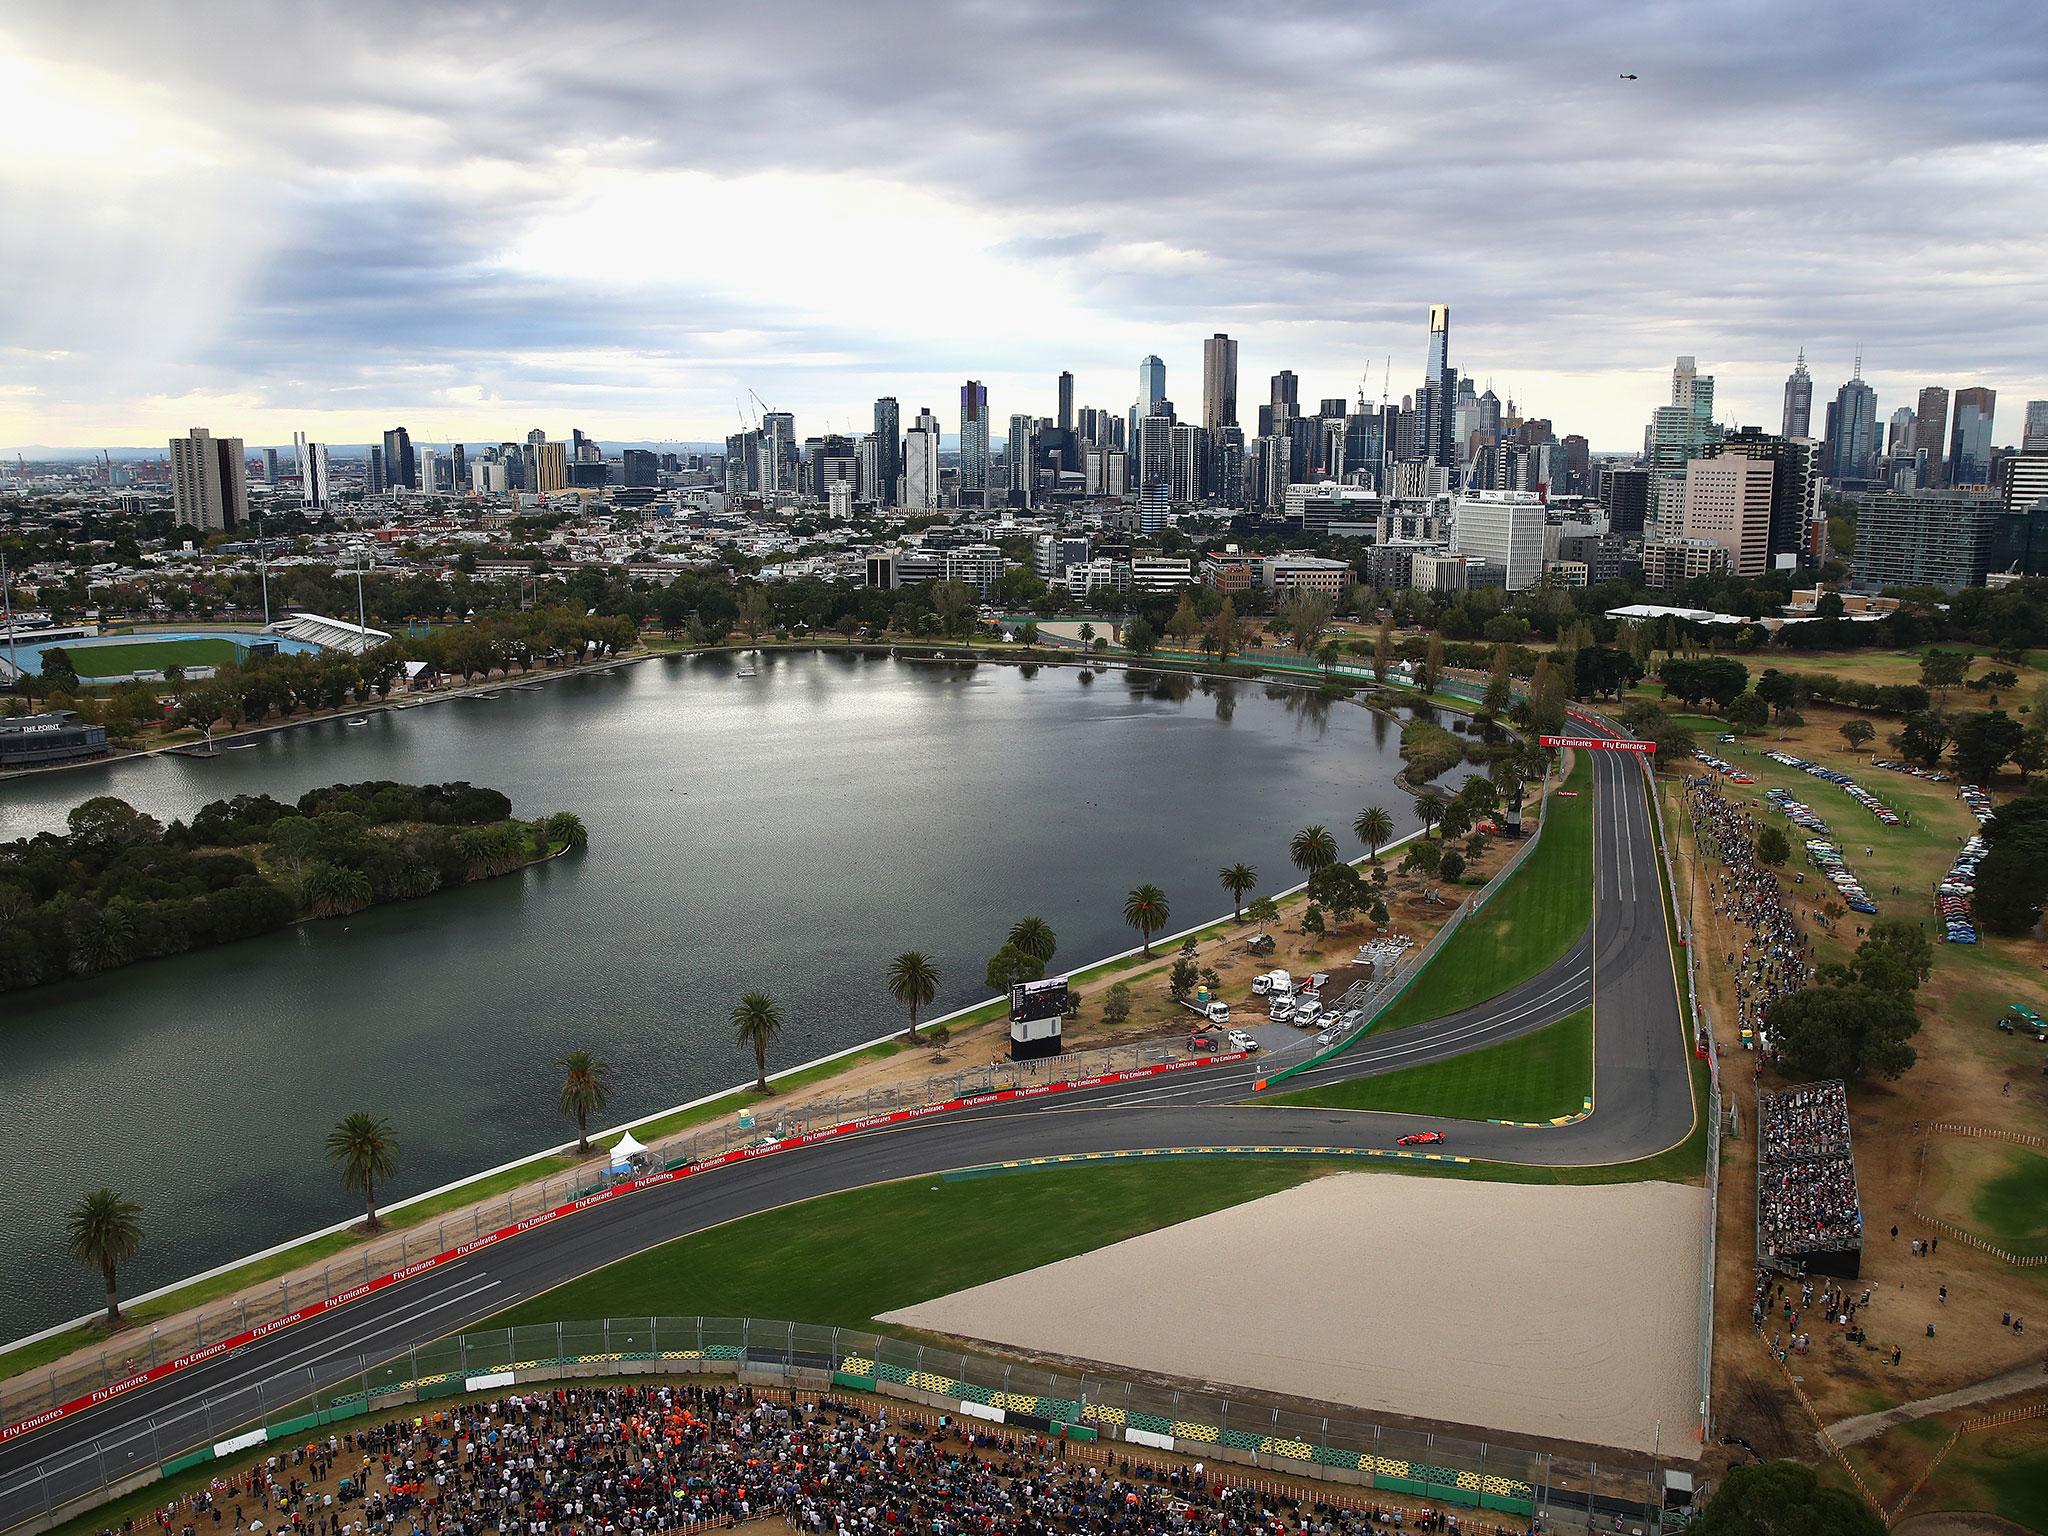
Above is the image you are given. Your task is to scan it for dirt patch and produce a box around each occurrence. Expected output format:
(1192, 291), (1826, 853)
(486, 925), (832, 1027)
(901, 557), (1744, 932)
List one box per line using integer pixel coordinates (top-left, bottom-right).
(883, 1171), (1704, 1456)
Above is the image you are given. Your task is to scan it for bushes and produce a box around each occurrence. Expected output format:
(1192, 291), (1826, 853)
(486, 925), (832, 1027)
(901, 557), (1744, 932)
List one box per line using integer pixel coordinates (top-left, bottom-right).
(1399, 720), (1465, 782)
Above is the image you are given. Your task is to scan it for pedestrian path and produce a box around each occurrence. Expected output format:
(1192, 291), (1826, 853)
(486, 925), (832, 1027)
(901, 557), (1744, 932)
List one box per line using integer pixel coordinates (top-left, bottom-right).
(1821, 1360), (2048, 1448)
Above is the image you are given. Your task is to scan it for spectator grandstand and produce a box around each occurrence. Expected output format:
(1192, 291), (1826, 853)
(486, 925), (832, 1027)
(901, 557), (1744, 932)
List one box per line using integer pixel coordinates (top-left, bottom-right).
(1755, 1079), (1864, 1278)
(264, 612), (392, 655)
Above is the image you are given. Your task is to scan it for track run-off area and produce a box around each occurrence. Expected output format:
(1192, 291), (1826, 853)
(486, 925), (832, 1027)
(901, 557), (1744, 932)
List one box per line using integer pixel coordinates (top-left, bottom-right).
(0, 724), (1697, 1530)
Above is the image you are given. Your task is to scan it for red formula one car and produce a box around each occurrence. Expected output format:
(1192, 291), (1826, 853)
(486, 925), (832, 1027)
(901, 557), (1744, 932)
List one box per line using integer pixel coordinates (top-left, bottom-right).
(1396, 1130), (1446, 1146)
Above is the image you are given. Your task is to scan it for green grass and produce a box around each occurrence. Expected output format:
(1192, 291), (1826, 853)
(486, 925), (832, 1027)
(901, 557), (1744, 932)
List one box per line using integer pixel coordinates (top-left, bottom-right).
(1368, 753), (1595, 1033)
(1969, 1145), (2048, 1257)
(59, 637), (244, 678)
(1267, 1007), (1593, 1121)
(484, 1159), (1345, 1331)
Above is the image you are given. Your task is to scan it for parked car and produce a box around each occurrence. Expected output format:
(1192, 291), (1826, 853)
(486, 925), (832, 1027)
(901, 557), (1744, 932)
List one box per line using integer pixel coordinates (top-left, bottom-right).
(1337, 1009), (1363, 1032)
(1314, 1027), (1340, 1046)
(1228, 1030), (1261, 1053)
(1396, 1130), (1446, 1146)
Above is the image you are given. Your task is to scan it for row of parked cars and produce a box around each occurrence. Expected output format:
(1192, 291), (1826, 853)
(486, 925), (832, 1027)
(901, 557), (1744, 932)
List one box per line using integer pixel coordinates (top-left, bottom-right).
(1694, 749), (1755, 785)
(1763, 750), (1903, 826)
(1766, 786), (1831, 835)
(1804, 839), (1879, 914)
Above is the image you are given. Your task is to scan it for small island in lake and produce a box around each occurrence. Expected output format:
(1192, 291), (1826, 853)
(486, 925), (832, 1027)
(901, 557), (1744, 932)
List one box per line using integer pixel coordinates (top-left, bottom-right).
(0, 781), (586, 992)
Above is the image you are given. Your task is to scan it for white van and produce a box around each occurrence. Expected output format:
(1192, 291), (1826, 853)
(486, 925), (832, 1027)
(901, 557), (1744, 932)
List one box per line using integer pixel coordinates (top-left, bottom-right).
(1294, 998), (1323, 1026)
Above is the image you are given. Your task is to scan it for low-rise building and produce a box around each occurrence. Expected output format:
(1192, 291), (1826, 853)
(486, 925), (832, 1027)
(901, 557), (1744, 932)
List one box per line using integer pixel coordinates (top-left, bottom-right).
(1642, 536), (1732, 589)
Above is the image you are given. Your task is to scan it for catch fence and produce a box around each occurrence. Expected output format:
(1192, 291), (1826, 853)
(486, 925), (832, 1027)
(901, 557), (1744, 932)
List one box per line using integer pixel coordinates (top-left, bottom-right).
(4, 1316), (1696, 1536)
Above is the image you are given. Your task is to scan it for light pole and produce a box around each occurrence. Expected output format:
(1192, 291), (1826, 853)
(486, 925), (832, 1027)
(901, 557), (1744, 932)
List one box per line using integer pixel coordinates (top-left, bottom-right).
(1, 550), (17, 691)
(352, 541), (369, 636)
(257, 514), (272, 628)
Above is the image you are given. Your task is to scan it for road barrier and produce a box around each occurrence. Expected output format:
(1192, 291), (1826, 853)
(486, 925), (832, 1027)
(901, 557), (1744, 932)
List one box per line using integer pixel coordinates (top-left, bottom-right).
(5, 1316), (1706, 1536)
(0, 1050), (1244, 1449)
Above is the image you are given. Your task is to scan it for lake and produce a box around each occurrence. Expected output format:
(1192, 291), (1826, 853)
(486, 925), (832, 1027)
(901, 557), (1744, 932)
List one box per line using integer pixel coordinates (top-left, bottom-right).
(0, 651), (1450, 1335)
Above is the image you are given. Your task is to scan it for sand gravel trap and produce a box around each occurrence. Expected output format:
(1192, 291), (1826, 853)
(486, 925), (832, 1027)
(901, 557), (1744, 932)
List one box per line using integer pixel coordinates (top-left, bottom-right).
(883, 1172), (1704, 1455)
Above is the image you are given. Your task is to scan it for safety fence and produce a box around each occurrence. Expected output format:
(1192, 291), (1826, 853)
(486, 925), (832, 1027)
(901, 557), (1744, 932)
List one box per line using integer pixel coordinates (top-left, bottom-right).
(1259, 770), (1552, 1090)
(1925, 1122), (2048, 1147)
(0, 1036), (1221, 1446)
(3, 1317), (1697, 1536)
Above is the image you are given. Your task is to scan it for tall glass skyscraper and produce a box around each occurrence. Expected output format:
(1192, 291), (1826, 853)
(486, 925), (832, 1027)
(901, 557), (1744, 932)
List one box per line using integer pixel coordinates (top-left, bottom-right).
(872, 397), (901, 506)
(1824, 362), (1878, 484)
(1138, 355), (1166, 412)
(1949, 387), (1997, 487)
(1781, 349), (1812, 438)
(959, 380), (990, 501)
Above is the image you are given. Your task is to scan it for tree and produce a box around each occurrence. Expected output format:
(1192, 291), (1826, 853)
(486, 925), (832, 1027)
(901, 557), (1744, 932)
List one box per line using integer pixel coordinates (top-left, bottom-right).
(1480, 645), (1511, 717)
(41, 648), (80, 694)
(557, 1050), (611, 1153)
(1839, 718), (1875, 753)
(326, 1112), (400, 1230)
(887, 950), (940, 1042)
(1400, 839), (1441, 877)
(66, 1187), (143, 1329)
(1755, 825), (1791, 866)
(1101, 981), (1132, 1026)
(1413, 791), (1445, 838)
(1353, 805), (1394, 860)
(1245, 895), (1280, 925)
(1436, 801), (1472, 842)
(1218, 861), (1259, 920)
(730, 992), (784, 1092)
(1301, 905), (1325, 939)
(1896, 709), (1951, 768)
(544, 810), (589, 850)
(1006, 916), (1058, 965)
(1289, 824), (1338, 876)
(1767, 983), (1919, 1082)
(1169, 955), (1199, 1000)
(1572, 645), (1642, 702)
(1970, 798), (2048, 936)
(738, 588), (774, 644)
(1208, 596), (1241, 662)
(1692, 1461), (1883, 1536)
(985, 942), (1046, 991)
(1725, 691), (1769, 732)
(1919, 649), (1970, 691)
(1372, 616), (1394, 681)
(1121, 617), (1158, 656)
(1525, 656), (1567, 734)
(1951, 710), (2024, 783)
(1437, 848), (1467, 884)
(1420, 632), (1445, 694)
(1307, 862), (1363, 925)
(1078, 622), (1095, 646)
(1122, 883), (1171, 955)
(1844, 919), (1932, 996)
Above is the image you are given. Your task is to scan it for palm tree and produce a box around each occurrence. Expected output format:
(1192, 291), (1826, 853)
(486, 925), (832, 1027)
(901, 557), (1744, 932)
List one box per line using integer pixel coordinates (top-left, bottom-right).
(558, 1050), (611, 1152)
(1006, 917), (1058, 965)
(732, 991), (784, 1091)
(1218, 862), (1258, 921)
(1123, 884), (1171, 956)
(886, 951), (940, 1043)
(326, 1113), (399, 1231)
(1414, 791), (1447, 838)
(1352, 806), (1394, 861)
(66, 1188), (142, 1330)
(1289, 824), (1338, 876)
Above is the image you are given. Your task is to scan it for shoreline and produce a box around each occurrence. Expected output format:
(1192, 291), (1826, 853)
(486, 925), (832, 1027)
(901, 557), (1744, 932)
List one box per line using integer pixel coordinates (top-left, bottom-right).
(0, 649), (1500, 1367)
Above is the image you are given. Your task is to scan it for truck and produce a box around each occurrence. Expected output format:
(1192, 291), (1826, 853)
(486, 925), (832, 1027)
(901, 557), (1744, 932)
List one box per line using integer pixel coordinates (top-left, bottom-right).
(1250, 969), (1294, 999)
(1180, 997), (1231, 1026)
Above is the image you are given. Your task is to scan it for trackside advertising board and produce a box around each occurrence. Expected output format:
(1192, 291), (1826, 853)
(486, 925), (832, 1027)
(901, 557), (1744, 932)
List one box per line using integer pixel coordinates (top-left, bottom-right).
(1539, 735), (1655, 753)
(0, 1050), (1245, 1446)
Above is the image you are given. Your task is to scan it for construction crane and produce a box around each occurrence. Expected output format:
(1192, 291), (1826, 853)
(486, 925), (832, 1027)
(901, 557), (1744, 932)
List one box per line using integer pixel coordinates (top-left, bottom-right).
(747, 388), (776, 422)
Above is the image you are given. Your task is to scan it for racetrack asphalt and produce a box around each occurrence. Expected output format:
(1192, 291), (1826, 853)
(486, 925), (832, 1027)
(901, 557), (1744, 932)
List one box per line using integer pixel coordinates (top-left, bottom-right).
(0, 737), (1693, 1527)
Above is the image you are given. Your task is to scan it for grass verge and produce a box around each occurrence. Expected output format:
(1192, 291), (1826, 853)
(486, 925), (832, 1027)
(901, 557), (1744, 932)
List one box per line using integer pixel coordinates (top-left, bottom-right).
(1368, 753), (1595, 1033)
(1265, 1007), (1592, 1121)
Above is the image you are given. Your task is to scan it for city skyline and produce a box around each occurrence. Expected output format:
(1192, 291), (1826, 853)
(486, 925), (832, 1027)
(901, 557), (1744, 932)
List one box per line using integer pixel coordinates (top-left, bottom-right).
(3, 0), (2046, 452)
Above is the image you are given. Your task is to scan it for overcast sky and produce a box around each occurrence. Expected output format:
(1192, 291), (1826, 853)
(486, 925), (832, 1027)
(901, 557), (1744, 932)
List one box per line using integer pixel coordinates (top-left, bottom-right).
(4, 0), (2046, 454)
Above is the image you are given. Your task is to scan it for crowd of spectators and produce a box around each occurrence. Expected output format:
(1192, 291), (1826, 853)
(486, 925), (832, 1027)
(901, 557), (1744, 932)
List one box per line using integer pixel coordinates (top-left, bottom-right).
(104, 1384), (1541, 1536)
(1685, 777), (1816, 1047)
(1756, 1081), (1864, 1263)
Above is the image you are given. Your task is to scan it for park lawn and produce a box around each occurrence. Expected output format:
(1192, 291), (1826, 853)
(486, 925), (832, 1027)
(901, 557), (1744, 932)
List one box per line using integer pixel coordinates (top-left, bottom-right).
(1905, 1417), (2048, 1533)
(484, 1159), (1351, 1332)
(1367, 752), (1596, 1033)
(1266, 1007), (1592, 1122)
(1962, 1144), (2048, 1257)
(61, 637), (243, 678)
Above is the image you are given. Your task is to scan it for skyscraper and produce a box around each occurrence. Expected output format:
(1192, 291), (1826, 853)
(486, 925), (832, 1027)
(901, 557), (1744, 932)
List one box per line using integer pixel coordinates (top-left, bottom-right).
(1425, 304), (1450, 387)
(1139, 355), (1166, 413)
(1682, 456), (1775, 577)
(262, 447), (280, 486)
(872, 397), (901, 507)
(169, 427), (248, 531)
(1914, 387), (1950, 485)
(1780, 349), (1813, 438)
(1270, 369), (1298, 418)
(1202, 333), (1238, 432)
(382, 427), (417, 492)
(294, 430), (327, 507)
(1007, 412), (1036, 503)
(1709, 428), (1824, 565)
(1949, 387), (1997, 487)
(1170, 424), (1205, 503)
(904, 407), (941, 510)
(1646, 356), (1718, 528)
(1056, 372), (1074, 433)
(1823, 360), (1878, 484)
(2025, 401), (2048, 454)
(1887, 407), (1918, 457)
(1139, 411), (1174, 493)
(959, 380), (989, 503)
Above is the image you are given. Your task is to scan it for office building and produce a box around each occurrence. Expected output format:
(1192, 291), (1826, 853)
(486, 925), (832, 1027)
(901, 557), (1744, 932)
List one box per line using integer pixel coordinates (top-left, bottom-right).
(1452, 490), (1546, 590)
(1599, 466), (1649, 536)
(1409, 551), (1472, 593)
(1202, 333), (1238, 431)
(1823, 362), (1879, 484)
(1138, 411), (1174, 493)
(169, 427), (248, 531)
(904, 408), (941, 510)
(1999, 454), (2048, 517)
(1949, 387), (1996, 487)
(366, 445), (387, 496)
(1681, 455), (1774, 576)
(1270, 369), (1299, 419)
(1257, 554), (1350, 597)
(1647, 356), (1718, 527)
(1887, 406), (1918, 457)
(531, 440), (568, 493)
(1138, 482), (1170, 535)
(382, 427), (417, 492)
(260, 447), (279, 487)
(760, 411), (796, 495)
(1708, 427), (1823, 564)
(1913, 386), (1951, 485)
(1170, 423), (1205, 503)
(959, 380), (989, 504)
(451, 443), (466, 491)
(1781, 349), (1813, 438)
(872, 397), (901, 507)
(1085, 446), (1128, 498)
(724, 431), (759, 497)
(621, 449), (657, 488)
(1855, 490), (2006, 591)
(1032, 533), (1091, 580)
(1139, 355), (1166, 414)
(1642, 537), (1732, 589)
(2024, 401), (2048, 454)
(1007, 412), (1035, 503)
(1056, 371), (1074, 432)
